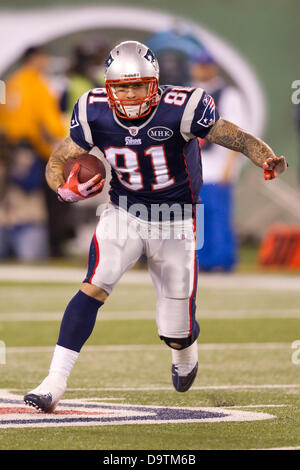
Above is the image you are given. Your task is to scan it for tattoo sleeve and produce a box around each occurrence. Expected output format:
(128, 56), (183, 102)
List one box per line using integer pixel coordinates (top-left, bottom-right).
(45, 136), (87, 192)
(206, 118), (276, 168)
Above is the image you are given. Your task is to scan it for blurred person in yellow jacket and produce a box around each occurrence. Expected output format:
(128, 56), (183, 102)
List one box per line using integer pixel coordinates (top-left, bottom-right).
(0, 45), (68, 260)
(0, 45), (66, 159)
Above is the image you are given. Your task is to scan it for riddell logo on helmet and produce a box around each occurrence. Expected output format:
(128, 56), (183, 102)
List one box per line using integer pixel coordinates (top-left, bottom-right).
(120, 73), (141, 79)
(148, 127), (173, 141)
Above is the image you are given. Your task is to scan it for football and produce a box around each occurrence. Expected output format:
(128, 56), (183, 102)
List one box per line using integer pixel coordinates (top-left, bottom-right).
(63, 153), (106, 184)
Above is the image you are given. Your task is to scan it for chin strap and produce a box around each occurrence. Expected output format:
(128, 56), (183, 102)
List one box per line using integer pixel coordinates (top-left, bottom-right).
(118, 101), (150, 119)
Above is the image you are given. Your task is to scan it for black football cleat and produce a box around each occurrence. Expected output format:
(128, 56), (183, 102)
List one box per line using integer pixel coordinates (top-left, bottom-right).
(24, 372), (67, 413)
(172, 362), (198, 392)
(24, 392), (56, 413)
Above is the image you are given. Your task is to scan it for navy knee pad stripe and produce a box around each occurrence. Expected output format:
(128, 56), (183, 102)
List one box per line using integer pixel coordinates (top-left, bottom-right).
(84, 233), (100, 284)
(160, 336), (192, 350)
(57, 290), (103, 352)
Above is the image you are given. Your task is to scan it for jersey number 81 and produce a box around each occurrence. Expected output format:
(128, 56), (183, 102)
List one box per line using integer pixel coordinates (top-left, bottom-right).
(104, 145), (175, 191)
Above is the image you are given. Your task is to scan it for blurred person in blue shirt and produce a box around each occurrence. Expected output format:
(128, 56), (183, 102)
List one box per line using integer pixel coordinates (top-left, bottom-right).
(148, 29), (249, 271)
(189, 47), (249, 271)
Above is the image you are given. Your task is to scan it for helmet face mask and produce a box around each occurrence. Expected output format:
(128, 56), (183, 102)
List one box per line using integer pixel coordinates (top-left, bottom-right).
(106, 77), (159, 119)
(105, 41), (160, 119)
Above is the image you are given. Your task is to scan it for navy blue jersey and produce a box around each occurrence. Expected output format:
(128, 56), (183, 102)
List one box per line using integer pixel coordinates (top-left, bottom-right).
(70, 85), (219, 217)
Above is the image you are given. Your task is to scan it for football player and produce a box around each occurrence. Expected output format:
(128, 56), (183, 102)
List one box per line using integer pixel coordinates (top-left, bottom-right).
(24, 41), (287, 412)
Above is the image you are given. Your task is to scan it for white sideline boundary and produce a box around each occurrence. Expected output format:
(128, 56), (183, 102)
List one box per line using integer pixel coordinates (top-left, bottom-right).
(1, 265), (300, 290)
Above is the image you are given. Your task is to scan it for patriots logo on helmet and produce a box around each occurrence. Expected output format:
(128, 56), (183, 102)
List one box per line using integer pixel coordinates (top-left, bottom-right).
(144, 49), (156, 65)
(105, 54), (114, 68)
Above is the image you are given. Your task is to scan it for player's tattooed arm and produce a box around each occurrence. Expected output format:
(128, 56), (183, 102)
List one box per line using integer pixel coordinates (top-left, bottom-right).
(206, 118), (274, 167)
(206, 118), (287, 179)
(45, 136), (86, 192)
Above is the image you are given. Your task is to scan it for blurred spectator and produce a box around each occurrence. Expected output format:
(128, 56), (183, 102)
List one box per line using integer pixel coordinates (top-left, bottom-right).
(0, 133), (10, 257)
(0, 45), (67, 260)
(152, 48), (190, 87)
(61, 40), (110, 117)
(148, 29), (249, 271)
(0, 45), (66, 160)
(147, 29), (199, 86)
(0, 142), (49, 261)
(189, 46), (249, 271)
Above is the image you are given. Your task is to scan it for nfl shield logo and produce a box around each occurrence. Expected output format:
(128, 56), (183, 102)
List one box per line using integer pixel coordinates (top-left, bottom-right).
(129, 127), (139, 136)
(0, 390), (276, 428)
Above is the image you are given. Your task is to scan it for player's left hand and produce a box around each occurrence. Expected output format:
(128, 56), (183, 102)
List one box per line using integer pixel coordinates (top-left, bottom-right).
(57, 163), (105, 203)
(263, 156), (288, 180)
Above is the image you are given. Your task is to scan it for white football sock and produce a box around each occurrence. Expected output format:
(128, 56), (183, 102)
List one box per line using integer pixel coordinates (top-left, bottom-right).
(29, 371), (67, 402)
(49, 344), (79, 378)
(171, 340), (198, 375)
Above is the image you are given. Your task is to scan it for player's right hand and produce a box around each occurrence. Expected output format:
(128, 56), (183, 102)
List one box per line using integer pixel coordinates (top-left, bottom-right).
(263, 156), (288, 180)
(57, 163), (105, 203)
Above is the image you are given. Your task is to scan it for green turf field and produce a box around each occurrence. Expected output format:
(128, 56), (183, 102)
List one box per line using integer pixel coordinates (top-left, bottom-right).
(0, 272), (300, 450)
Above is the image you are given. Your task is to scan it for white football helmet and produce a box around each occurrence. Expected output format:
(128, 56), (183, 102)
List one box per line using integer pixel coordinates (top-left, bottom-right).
(105, 41), (160, 119)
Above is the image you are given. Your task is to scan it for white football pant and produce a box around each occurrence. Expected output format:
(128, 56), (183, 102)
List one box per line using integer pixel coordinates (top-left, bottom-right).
(84, 203), (198, 340)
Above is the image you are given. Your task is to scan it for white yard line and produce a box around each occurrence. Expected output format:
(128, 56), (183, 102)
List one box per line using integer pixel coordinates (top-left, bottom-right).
(1, 265), (300, 290)
(5, 342), (293, 353)
(10, 385), (300, 392)
(0, 265), (87, 283)
(221, 404), (289, 408)
(6, 384), (300, 391)
(0, 312), (64, 321)
(1, 310), (300, 321)
(0, 312), (154, 321)
(253, 446), (300, 450)
(50, 384), (300, 391)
